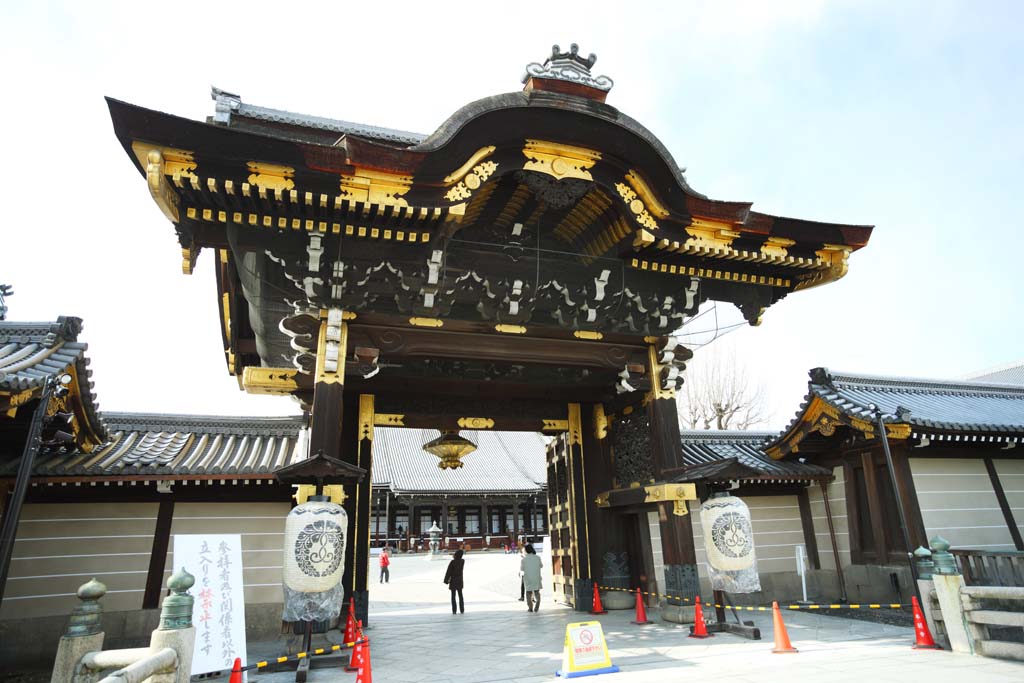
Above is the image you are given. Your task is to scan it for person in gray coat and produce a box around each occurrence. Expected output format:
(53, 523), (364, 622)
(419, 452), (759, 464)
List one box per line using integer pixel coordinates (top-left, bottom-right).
(520, 543), (543, 612)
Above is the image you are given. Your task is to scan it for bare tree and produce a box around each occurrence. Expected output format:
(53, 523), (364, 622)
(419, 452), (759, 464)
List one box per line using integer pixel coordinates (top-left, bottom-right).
(677, 344), (768, 431)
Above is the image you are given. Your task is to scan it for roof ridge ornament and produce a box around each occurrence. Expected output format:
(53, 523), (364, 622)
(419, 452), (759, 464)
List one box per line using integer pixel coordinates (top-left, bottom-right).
(211, 86), (241, 125)
(522, 43), (614, 94)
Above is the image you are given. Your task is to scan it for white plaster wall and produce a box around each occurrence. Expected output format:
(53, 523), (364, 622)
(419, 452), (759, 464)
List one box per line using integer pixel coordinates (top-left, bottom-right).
(167, 502), (290, 605)
(1, 502), (158, 619)
(690, 495), (806, 575)
(993, 458), (1024, 543)
(909, 458), (1014, 550)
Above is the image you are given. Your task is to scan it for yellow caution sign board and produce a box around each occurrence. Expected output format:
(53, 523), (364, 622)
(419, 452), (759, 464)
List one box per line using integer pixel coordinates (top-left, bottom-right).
(555, 621), (619, 678)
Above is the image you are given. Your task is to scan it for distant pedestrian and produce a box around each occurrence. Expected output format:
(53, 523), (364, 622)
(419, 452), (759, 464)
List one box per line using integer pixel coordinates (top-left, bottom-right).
(521, 543), (543, 612)
(379, 546), (391, 583)
(518, 546), (526, 601)
(444, 549), (466, 614)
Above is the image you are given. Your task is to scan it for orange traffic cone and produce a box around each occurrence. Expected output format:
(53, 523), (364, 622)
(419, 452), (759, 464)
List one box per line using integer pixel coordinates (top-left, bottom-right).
(771, 601), (798, 653)
(355, 638), (372, 683)
(912, 596), (941, 649)
(631, 587), (652, 625)
(228, 658), (242, 683)
(590, 583), (607, 615)
(346, 620), (365, 671)
(689, 596), (712, 638)
(343, 598), (357, 643)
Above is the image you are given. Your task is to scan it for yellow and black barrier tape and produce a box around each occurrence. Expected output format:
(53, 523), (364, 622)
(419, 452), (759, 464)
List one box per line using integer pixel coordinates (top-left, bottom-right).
(596, 585), (906, 611)
(241, 637), (366, 671)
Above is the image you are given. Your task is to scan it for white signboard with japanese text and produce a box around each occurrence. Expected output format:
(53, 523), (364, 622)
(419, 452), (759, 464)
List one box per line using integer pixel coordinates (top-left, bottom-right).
(174, 534), (247, 675)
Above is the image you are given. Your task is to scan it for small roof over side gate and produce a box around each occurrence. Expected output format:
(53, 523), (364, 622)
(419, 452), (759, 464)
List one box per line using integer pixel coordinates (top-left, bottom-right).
(766, 367), (1024, 460)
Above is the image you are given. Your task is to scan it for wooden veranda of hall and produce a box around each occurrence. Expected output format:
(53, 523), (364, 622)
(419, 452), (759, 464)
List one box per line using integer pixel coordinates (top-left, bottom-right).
(102, 44), (873, 623)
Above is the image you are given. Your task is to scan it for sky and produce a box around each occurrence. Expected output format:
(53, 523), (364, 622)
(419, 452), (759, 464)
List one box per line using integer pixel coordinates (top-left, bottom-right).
(1, 0), (1021, 429)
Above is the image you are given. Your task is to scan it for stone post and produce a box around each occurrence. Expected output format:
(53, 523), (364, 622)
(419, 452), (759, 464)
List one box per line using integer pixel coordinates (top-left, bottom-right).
(147, 568), (197, 683)
(930, 536), (975, 655)
(51, 578), (107, 683)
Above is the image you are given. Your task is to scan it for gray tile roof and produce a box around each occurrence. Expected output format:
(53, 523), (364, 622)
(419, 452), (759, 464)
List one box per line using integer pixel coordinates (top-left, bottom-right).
(678, 430), (832, 481)
(780, 367), (1024, 440)
(372, 429), (547, 495)
(0, 317), (105, 440)
(963, 361), (1024, 387)
(211, 87), (426, 146)
(10, 412), (306, 477)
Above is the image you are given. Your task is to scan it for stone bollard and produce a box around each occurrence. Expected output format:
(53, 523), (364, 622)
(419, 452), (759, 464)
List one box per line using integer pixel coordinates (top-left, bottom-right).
(51, 578), (107, 683)
(928, 536), (974, 655)
(146, 568), (197, 683)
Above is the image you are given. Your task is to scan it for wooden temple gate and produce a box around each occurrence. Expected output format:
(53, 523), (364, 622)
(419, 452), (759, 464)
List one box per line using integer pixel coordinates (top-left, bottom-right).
(104, 44), (872, 623)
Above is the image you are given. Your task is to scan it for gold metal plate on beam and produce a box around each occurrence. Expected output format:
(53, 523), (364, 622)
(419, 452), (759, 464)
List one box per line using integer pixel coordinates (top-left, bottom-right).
(542, 419), (569, 431)
(494, 324), (527, 334)
(241, 367), (300, 395)
(373, 414), (406, 426)
(359, 395), (375, 442)
(644, 483), (697, 516)
(573, 330), (603, 340)
(409, 317), (444, 328)
(247, 161), (295, 191)
(457, 417), (495, 429)
(522, 140), (601, 181)
(593, 404), (608, 440)
(293, 484), (347, 505)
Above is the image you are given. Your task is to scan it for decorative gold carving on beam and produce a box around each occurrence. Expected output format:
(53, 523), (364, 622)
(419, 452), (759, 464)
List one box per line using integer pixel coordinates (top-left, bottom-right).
(339, 169), (412, 207)
(522, 140), (601, 181)
(630, 258), (792, 288)
(594, 492), (610, 508)
(341, 311), (357, 321)
(457, 417), (495, 429)
(624, 170), (669, 219)
(567, 403), (583, 445)
(648, 344), (675, 401)
(314, 311), (347, 385)
(241, 367), (300, 395)
(795, 244), (853, 291)
(181, 247), (199, 275)
(247, 161), (295, 191)
(644, 483), (697, 516)
(615, 180), (659, 230)
(373, 414), (406, 426)
(494, 324), (527, 334)
(444, 161), (498, 202)
(886, 424), (912, 440)
(145, 150), (181, 224)
(444, 146), (497, 183)
(760, 236), (796, 259)
(131, 142), (196, 177)
(408, 317), (443, 328)
(359, 394), (375, 442)
(542, 419), (569, 431)
(593, 404), (608, 440)
(573, 330), (604, 340)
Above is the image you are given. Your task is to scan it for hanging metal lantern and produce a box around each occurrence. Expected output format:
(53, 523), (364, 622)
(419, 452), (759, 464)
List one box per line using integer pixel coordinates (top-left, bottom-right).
(282, 495), (347, 621)
(700, 493), (761, 593)
(422, 430), (477, 470)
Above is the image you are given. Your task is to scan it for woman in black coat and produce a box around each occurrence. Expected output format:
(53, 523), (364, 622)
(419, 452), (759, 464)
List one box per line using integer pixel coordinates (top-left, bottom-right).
(443, 549), (466, 614)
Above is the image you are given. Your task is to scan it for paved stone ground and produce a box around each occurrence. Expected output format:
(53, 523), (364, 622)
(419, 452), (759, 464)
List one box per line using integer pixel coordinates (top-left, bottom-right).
(249, 553), (1024, 683)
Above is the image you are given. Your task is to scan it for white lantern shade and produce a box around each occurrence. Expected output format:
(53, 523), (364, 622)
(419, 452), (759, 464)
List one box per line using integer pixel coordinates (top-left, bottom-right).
(700, 494), (756, 572)
(283, 497), (348, 593)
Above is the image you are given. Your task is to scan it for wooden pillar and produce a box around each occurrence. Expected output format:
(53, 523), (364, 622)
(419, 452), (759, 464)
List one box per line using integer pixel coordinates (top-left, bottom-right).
(339, 392), (374, 625)
(307, 315), (347, 460)
(512, 498), (520, 543)
(796, 487), (821, 570)
(658, 500), (699, 609)
(142, 499), (175, 609)
(646, 347), (685, 477)
(481, 501), (489, 543)
(373, 489), (382, 546)
(441, 501), (449, 541)
(385, 491), (393, 540)
(581, 402), (623, 591)
(566, 403), (594, 608)
(457, 506), (465, 535)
